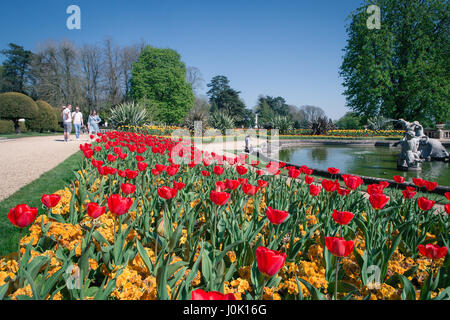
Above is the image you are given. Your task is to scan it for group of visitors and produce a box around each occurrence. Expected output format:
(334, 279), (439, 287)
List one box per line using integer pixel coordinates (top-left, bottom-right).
(62, 104), (102, 143)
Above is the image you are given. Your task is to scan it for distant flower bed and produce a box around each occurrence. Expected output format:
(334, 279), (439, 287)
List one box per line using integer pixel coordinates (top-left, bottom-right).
(326, 129), (403, 138)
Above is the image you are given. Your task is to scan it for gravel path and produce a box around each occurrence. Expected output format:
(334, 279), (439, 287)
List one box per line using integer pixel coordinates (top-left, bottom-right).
(0, 134), (90, 201)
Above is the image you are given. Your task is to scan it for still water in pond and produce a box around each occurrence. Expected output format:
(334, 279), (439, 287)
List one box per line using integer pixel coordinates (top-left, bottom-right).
(277, 145), (450, 186)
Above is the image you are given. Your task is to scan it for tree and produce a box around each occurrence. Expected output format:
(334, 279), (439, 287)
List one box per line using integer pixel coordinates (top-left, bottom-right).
(186, 66), (204, 94)
(299, 105), (326, 124)
(340, 0), (449, 126)
(0, 43), (34, 94)
(206, 75), (247, 126)
(80, 44), (102, 112)
(31, 40), (84, 110)
(335, 112), (363, 129)
(0, 92), (38, 133)
(130, 46), (194, 124)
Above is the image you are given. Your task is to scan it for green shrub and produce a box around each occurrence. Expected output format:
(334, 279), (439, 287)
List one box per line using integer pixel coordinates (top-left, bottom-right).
(19, 121), (27, 133)
(0, 120), (14, 134)
(0, 92), (38, 133)
(26, 100), (58, 132)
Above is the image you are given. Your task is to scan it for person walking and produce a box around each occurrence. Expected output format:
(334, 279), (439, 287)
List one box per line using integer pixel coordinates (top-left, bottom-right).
(72, 107), (84, 141)
(62, 104), (73, 143)
(88, 110), (101, 138)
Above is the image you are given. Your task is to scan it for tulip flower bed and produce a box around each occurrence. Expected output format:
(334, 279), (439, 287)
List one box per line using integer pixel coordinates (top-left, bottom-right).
(1, 130), (449, 300)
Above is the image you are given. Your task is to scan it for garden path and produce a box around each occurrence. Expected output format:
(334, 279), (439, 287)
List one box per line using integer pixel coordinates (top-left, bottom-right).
(0, 134), (89, 201)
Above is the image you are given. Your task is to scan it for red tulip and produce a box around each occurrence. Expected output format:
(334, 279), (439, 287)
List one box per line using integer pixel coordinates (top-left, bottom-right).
(418, 244), (447, 260)
(121, 183), (136, 195)
(107, 154), (117, 162)
(86, 202), (106, 219)
(173, 181), (185, 191)
(216, 181), (226, 192)
(91, 159), (103, 168)
(328, 167), (340, 175)
(157, 186), (178, 200)
(118, 153), (128, 160)
(321, 179), (339, 192)
(304, 176), (314, 185)
(166, 166), (179, 176)
(201, 170), (210, 177)
(445, 203), (450, 215)
(288, 167), (301, 179)
(417, 197), (435, 211)
(225, 179), (240, 190)
(151, 168), (160, 176)
(257, 180), (269, 188)
(137, 162), (148, 171)
(209, 190), (230, 206)
(325, 237), (354, 257)
(369, 193), (389, 210)
(8, 204), (38, 228)
(402, 187), (416, 199)
(155, 164), (166, 172)
(413, 178), (425, 188)
(107, 167), (118, 175)
(256, 170), (265, 176)
(236, 165), (248, 175)
(445, 192), (450, 201)
(367, 183), (385, 196)
(118, 170), (126, 178)
(342, 174), (363, 190)
(83, 149), (93, 159)
(266, 206), (289, 225)
(424, 181), (438, 191)
(135, 155), (145, 162)
(242, 183), (259, 196)
(213, 166), (225, 176)
(256, 246), (286, 277)
(309, 184), (321, 196)
(125, 169), (139, 180)
(336, 187), (351, 197)
(251, 160), (259, 166)
(191, 289), (236, 300)
(41, 194), (61, 208)
(107, 194), (133, 216)
(393, 175), (405, 183)
(332, 210), (354, 225)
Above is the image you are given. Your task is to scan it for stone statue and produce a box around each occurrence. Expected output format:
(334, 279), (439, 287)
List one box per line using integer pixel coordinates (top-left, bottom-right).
(394, 130), (423, 170)
(394, 119), (449, 170)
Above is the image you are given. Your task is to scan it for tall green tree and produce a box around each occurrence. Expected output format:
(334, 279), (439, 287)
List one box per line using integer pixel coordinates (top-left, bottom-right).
(0, 43), (34, 94)
(340, 0), (449, 126)
(130, 46), (194, 124)
(206, 75), (248, 126)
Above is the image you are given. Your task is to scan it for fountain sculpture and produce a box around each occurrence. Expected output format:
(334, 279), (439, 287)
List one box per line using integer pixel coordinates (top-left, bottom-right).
(394, 119), (449, 171)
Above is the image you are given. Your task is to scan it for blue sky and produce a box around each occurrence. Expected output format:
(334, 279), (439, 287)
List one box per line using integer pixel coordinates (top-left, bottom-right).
(0, 0), (364, 120)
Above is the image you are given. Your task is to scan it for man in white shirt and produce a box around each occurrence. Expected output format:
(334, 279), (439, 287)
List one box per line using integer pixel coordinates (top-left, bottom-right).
(62, 105), (72, 143)
(72, 107), (84, 140)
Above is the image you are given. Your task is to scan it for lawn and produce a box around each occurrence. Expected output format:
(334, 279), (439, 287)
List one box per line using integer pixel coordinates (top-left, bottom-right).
(0, 151), (82, 256)
(0, 131), (63, 140)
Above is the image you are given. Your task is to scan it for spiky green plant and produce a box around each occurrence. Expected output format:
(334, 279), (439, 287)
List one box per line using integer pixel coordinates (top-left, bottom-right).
(184, 108), (209, 136)
(270, 115), (294, 134)
(109, 102), (149, 128)
(208, 111), (235, 134)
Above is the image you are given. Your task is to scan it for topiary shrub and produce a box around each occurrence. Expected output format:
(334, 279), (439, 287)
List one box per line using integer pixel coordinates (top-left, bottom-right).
(0, 120), (15, 134)
(0, 92), (38, 133)
(25, 100), (58, 132)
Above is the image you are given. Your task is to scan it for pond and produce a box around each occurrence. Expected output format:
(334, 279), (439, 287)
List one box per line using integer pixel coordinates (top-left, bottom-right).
(277, 145), (450, 186)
